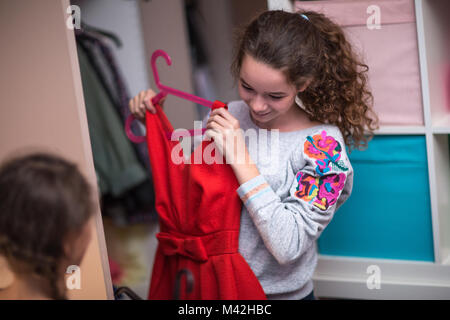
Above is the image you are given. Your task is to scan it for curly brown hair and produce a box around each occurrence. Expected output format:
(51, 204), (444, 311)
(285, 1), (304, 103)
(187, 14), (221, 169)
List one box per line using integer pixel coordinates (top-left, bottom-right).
(0, 152), (95, 299)
(231, 10), (379, 152)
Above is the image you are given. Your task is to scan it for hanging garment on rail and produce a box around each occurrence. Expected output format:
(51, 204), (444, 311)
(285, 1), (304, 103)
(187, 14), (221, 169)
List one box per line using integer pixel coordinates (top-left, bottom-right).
(76, 31), (157, 224)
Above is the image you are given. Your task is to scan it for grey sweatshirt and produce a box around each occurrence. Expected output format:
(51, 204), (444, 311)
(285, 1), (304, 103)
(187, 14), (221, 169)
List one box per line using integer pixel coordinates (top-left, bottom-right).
(198, 100), (354, 300)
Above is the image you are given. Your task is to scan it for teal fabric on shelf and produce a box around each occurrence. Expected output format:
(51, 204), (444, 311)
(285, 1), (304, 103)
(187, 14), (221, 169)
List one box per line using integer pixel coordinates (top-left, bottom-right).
(318, 135), (435, 262)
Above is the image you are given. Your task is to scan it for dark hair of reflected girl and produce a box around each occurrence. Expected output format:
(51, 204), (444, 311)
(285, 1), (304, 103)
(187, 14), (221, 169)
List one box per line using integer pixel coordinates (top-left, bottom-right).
(0, 152), (95, 299)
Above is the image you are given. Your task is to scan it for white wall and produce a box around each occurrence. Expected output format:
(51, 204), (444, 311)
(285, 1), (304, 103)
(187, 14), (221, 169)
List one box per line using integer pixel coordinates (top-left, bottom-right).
(71, 0), (151, 97)
(267, 0), (293, 11)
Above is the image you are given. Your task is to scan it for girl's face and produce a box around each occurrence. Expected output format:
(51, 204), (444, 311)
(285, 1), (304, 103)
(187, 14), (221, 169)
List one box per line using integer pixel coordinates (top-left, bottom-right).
(238, 54), (301, 130)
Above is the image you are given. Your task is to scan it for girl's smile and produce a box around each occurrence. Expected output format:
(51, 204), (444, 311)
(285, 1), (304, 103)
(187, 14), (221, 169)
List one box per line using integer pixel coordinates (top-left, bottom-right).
(252, 110), (271, 118)
(238, 54), (308, 131)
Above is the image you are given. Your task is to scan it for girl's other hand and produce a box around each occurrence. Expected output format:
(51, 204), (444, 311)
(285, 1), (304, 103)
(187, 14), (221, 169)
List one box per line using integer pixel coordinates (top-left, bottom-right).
(128, 89), (166, 123)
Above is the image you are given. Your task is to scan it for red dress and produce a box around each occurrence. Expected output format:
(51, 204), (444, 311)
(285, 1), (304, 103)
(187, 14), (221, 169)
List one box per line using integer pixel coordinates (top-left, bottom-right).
(145, 101), (266, 300)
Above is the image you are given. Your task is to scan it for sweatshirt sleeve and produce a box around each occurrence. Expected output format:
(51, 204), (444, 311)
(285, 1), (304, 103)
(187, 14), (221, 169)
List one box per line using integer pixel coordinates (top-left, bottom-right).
(236, 129), (353, 265)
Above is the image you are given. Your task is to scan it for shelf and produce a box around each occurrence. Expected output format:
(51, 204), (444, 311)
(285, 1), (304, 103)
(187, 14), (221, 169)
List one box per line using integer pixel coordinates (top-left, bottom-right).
(374, 125), (425, 135)
(432, 127), (450, 134)
(431, 114), (450, 133)
(313, 255), (450, 299)
(372, 125), (450, 135)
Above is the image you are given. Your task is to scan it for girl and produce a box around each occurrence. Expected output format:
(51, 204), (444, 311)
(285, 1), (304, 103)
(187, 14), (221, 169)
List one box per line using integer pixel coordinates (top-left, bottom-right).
(130, 10), (378, 300)
(0, 152), (95, 299)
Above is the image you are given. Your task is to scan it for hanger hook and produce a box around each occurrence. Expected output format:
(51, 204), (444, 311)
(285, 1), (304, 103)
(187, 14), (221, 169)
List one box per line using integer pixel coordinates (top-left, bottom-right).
(149, 49), (215, 108)
(151, 49), (171, 92)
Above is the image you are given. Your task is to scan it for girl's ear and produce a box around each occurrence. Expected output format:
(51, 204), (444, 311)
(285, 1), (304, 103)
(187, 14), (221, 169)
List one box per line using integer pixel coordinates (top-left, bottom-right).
(0, 255), (15, 289)
(298, 79), (312, 92)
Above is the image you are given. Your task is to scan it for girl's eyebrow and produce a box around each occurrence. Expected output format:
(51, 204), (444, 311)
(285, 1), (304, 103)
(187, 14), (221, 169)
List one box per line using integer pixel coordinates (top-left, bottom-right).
(240, 77), (287, 95)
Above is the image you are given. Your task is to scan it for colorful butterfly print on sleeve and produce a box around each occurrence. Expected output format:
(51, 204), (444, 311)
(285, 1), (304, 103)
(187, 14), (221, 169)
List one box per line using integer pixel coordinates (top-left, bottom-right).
(295, 171), (347, 211)
(304, 130), (349, 176)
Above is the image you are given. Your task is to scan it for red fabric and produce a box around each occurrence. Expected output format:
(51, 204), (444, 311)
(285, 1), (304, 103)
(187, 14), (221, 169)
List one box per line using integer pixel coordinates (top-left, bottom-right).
(146, 100), (266, 300)
(108, 258), (123, 285)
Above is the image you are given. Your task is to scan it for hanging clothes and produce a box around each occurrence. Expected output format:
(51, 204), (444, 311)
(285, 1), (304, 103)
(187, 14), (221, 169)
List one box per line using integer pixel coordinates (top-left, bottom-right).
(145, 101), (266, 300)
(77, 43), (156, 225)
(77, 44), (148, 196)
(75, 29), (151, 172)
(76, 29), (157, 224)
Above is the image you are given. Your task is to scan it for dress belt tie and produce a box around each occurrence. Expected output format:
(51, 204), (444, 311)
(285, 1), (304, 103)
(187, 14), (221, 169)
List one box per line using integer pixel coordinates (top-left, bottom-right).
(156, 230), (239, 262)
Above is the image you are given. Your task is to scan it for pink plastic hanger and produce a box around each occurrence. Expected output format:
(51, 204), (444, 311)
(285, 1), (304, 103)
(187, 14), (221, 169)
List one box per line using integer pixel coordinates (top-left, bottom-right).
(125, 49), (226, 143)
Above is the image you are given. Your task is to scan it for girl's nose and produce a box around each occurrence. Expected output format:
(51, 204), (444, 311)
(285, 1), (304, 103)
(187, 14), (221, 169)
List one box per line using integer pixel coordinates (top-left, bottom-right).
(250, 96), (268, 113)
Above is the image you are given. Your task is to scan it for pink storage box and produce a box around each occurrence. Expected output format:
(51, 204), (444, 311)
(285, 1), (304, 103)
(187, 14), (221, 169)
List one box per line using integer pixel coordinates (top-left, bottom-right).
(294, 0), (424, 126)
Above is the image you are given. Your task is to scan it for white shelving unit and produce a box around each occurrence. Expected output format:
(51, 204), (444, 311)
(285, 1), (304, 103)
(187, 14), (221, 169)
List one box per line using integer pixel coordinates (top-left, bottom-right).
(315, 0), (450, 300)
(269, 0), (450, 299)
(414, 0), (450, 266)
(375, 125), (426, 135)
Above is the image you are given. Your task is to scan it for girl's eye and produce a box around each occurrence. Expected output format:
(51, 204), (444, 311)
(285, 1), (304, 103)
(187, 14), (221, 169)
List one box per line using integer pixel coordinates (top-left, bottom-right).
(269, 95), (284, 100)
(241, 82), (284, 100)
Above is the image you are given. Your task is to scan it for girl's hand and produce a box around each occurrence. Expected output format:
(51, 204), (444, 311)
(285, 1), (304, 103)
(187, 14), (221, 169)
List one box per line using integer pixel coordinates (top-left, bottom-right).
(204, 108), (249, 165)
(128, 89), (166, 123)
